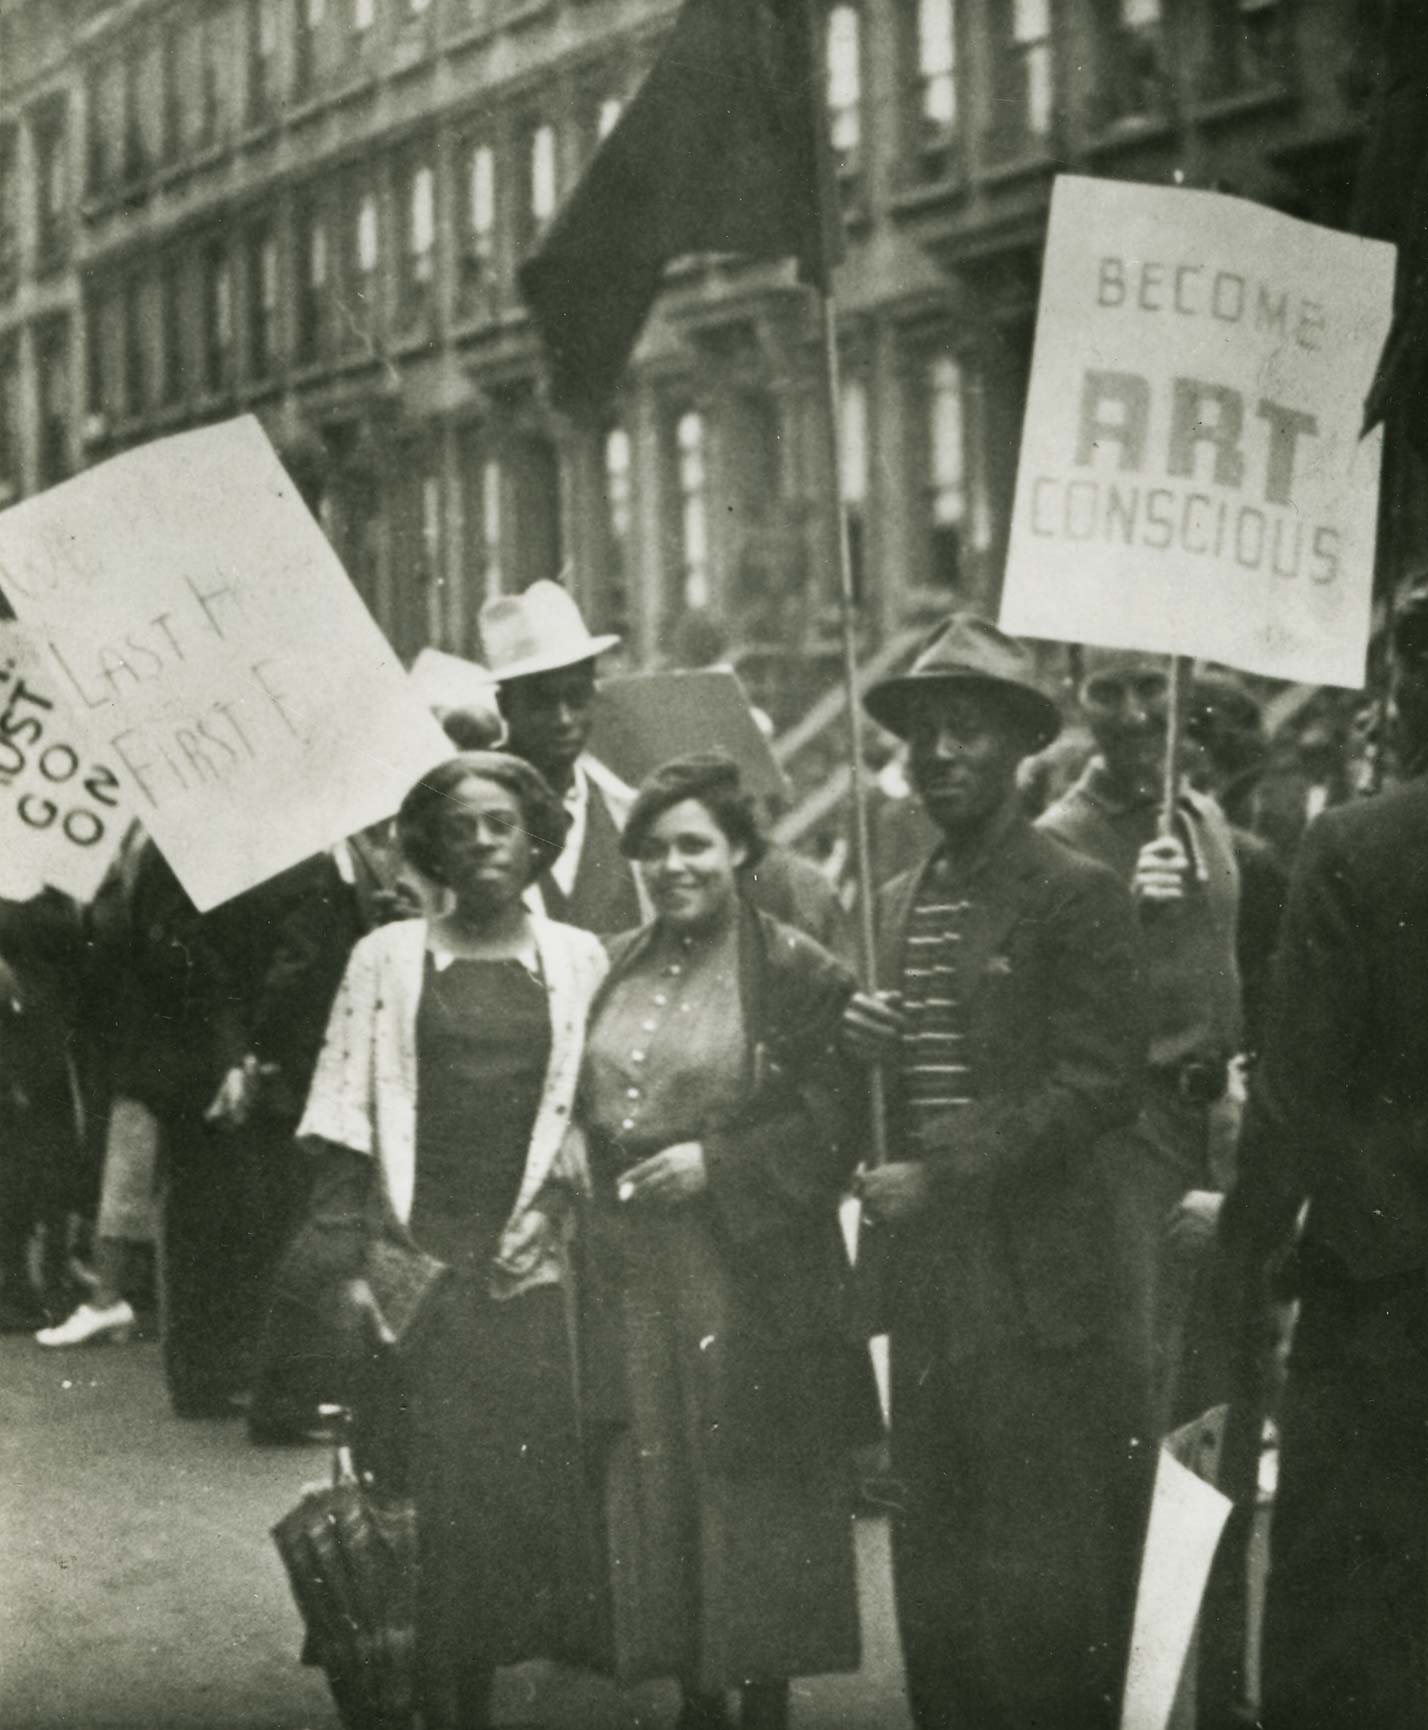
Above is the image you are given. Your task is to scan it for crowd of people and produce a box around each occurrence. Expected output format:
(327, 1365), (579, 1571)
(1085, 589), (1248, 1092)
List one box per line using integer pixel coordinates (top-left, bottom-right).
(4, 574), (1426, 1730)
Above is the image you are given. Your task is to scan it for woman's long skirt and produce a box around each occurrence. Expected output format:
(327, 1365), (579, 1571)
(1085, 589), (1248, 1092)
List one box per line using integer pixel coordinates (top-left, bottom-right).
(595, 1205), (862, 1693)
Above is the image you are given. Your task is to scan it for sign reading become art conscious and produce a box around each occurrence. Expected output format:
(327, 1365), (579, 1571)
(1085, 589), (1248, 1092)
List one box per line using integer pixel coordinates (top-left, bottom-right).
(0, 417), (450, 911)
(1000, 176), (1395, 688)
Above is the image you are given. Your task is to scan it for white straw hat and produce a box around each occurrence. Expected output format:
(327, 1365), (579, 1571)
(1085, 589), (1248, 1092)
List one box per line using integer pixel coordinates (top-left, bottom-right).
(478, 580), (621, 683)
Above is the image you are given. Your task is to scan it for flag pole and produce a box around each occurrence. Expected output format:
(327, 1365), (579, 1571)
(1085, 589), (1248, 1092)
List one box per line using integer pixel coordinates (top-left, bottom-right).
(1160, 652), (1188, 836)
(817, 289), (889, 1165)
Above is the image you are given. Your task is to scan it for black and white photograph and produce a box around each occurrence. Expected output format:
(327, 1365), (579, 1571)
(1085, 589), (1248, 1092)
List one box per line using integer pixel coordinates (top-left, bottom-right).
(0, 2), (1422, 1727)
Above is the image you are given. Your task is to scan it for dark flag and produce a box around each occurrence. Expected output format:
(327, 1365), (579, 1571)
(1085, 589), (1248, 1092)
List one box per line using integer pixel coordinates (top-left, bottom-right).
(1356, 0), (1428, 450)
(518, 0), (843, 417)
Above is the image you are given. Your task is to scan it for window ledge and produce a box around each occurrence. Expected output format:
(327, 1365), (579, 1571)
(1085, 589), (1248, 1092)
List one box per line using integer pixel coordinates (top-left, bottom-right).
(501, 0), (557, 34)
(888, 175), (971, 219)
(389, 325), (441, 358)
(1084, 114), (1177, 158)
(1192, 82), (1294, 127)
(977, 147), (1059, 189)
(287, 70), (380, 129)
(237, 377), (283, 408)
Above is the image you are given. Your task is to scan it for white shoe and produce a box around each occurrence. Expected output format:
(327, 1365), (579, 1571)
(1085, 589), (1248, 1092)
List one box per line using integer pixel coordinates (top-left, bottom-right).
(35, 1300), (137, 1347)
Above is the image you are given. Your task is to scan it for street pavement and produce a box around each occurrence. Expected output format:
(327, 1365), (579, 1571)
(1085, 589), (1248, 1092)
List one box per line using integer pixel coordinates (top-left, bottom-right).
(1, 1334), (912, 1730)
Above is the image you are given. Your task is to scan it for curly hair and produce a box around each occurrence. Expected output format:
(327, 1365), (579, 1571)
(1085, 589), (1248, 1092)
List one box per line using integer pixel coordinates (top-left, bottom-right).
(397, 750), (568, 888)
(619, 751), (767, 869)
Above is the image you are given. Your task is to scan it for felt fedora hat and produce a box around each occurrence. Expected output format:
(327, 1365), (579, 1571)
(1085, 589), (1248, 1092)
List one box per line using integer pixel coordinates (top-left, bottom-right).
(478, 580), (621, 683)
(865, 613), (1061, 751)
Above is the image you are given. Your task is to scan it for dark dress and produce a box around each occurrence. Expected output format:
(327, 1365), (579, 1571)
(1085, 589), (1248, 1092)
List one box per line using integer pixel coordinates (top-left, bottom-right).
(405, 956), (598, 1690)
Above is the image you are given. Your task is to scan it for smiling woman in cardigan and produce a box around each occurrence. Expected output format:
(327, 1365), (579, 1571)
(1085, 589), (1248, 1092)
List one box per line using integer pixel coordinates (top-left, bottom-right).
(294, 750), (607, 1730)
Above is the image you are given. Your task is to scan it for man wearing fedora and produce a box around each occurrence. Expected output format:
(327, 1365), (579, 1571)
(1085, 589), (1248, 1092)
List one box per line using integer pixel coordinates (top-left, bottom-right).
(842, 614), (1147, 1730)
(478, 580), (645, 936)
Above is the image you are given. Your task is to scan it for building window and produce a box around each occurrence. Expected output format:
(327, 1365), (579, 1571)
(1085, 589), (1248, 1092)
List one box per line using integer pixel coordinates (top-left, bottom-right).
(123, 278), (147, 418)
(249, 0), (280, 124)
(604, 425), (632, 614)
(840, 375), (868, 600)
(121, 45), (146, 181)
(460, 142), (498, 309)
(160, 259), (185, 404)
(356, 191), (379, 277)
(482, 459), (503, 599)
(296, 0), (326, 96)
(203, 241), (233, 394)
(925, 354), (965, 589)
(827, 7), (861, 162)
(161, 23), (184, 159)
(198, 12), (224, 144)
(402, 162), (436, 321)
(0, 129), (17, 300)
(1011, 0), (1056, 141)
(85, 291), (108, 418)
(33, 100), (70, 273)
(914, 0), (958, 163)
(343, 186), (380, 347)
(88, 60), (122, 193)
(37, 329), (71, 490)
(1208, 0), (1285, 94)
(676, 410), (710, 613)
(529, 123), (558, 234)
(249, 227), (279, 378)
(1103, 0), (1168, 125)
(298, 206), (327, 360)
(0, 348), (19, 501)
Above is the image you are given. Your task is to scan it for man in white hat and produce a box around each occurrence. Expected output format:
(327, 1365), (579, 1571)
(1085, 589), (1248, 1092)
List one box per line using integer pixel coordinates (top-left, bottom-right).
(479, 580), (645, 935)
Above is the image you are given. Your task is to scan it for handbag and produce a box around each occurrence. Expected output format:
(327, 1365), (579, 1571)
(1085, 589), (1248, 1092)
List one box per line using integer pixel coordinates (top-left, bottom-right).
(272, 1417), (419, 1730)
(365, 1230), (450, 1353)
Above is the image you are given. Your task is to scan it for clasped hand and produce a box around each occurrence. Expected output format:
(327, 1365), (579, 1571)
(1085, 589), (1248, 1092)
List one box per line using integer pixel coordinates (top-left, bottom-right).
(1133, 835), (1191, 904)
(618, 1141), (708, 1208)
(842, 989), (906, 1062)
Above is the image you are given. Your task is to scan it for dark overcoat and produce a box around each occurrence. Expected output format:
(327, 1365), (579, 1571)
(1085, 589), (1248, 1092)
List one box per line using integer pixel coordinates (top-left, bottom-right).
(579, 904), (882, 1470)
(874, 817), (1144, 1350)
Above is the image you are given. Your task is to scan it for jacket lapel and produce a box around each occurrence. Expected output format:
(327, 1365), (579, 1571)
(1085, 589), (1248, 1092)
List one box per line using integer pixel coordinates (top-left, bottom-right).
(956, 821), (1043, 1014)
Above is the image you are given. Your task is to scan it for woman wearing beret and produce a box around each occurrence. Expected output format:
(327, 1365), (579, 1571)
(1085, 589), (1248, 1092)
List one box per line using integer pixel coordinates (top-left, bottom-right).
(578, 753), (879, 1730)
(295, 750), (608, 1730)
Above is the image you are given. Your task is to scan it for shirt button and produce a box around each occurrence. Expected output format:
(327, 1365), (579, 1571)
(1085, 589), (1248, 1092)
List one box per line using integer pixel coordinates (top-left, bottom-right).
(642, 1020), (656, 1033)
(627, 1086), (640, 1099)
(654, 994), (667, 1007)
(669, 963), (683, 977)
(632, 1051), (645, 1063)
(621, 1117), (635, 1131)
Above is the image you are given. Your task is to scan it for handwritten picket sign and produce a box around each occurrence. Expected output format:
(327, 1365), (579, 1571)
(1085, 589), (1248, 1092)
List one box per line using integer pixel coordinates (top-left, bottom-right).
(1000, 176), (1395, 688)
(0, 622), (132, 902)
(0, 417), (451, 911)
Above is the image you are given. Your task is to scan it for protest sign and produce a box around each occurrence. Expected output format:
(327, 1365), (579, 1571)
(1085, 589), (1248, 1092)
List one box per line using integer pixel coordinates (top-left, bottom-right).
(1000, 176), (1395, 688)
(1121, 1420), (1234, 1730)
(0, 417), (450, 911)
(589, 668), (789, 802)
(0, 622), (132, 901)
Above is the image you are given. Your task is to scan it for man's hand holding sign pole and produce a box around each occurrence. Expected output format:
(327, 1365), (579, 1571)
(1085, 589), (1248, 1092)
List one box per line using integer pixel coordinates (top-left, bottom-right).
(1000, 175), (1395, 1730)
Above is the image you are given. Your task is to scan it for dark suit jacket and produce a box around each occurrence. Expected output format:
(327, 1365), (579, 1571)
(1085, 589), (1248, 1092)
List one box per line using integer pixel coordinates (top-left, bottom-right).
(1238, 777), (1428, 1280)
(876, 816), (1144, 1352)
(541, 780), (644, 936)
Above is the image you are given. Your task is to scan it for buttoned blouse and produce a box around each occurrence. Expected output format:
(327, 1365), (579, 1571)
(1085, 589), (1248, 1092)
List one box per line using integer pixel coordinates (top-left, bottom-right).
(583, 918), (747, 1153)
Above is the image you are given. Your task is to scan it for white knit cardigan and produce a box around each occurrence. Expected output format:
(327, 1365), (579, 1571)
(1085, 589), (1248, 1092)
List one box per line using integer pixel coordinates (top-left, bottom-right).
(298, 914), (608, 1299)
